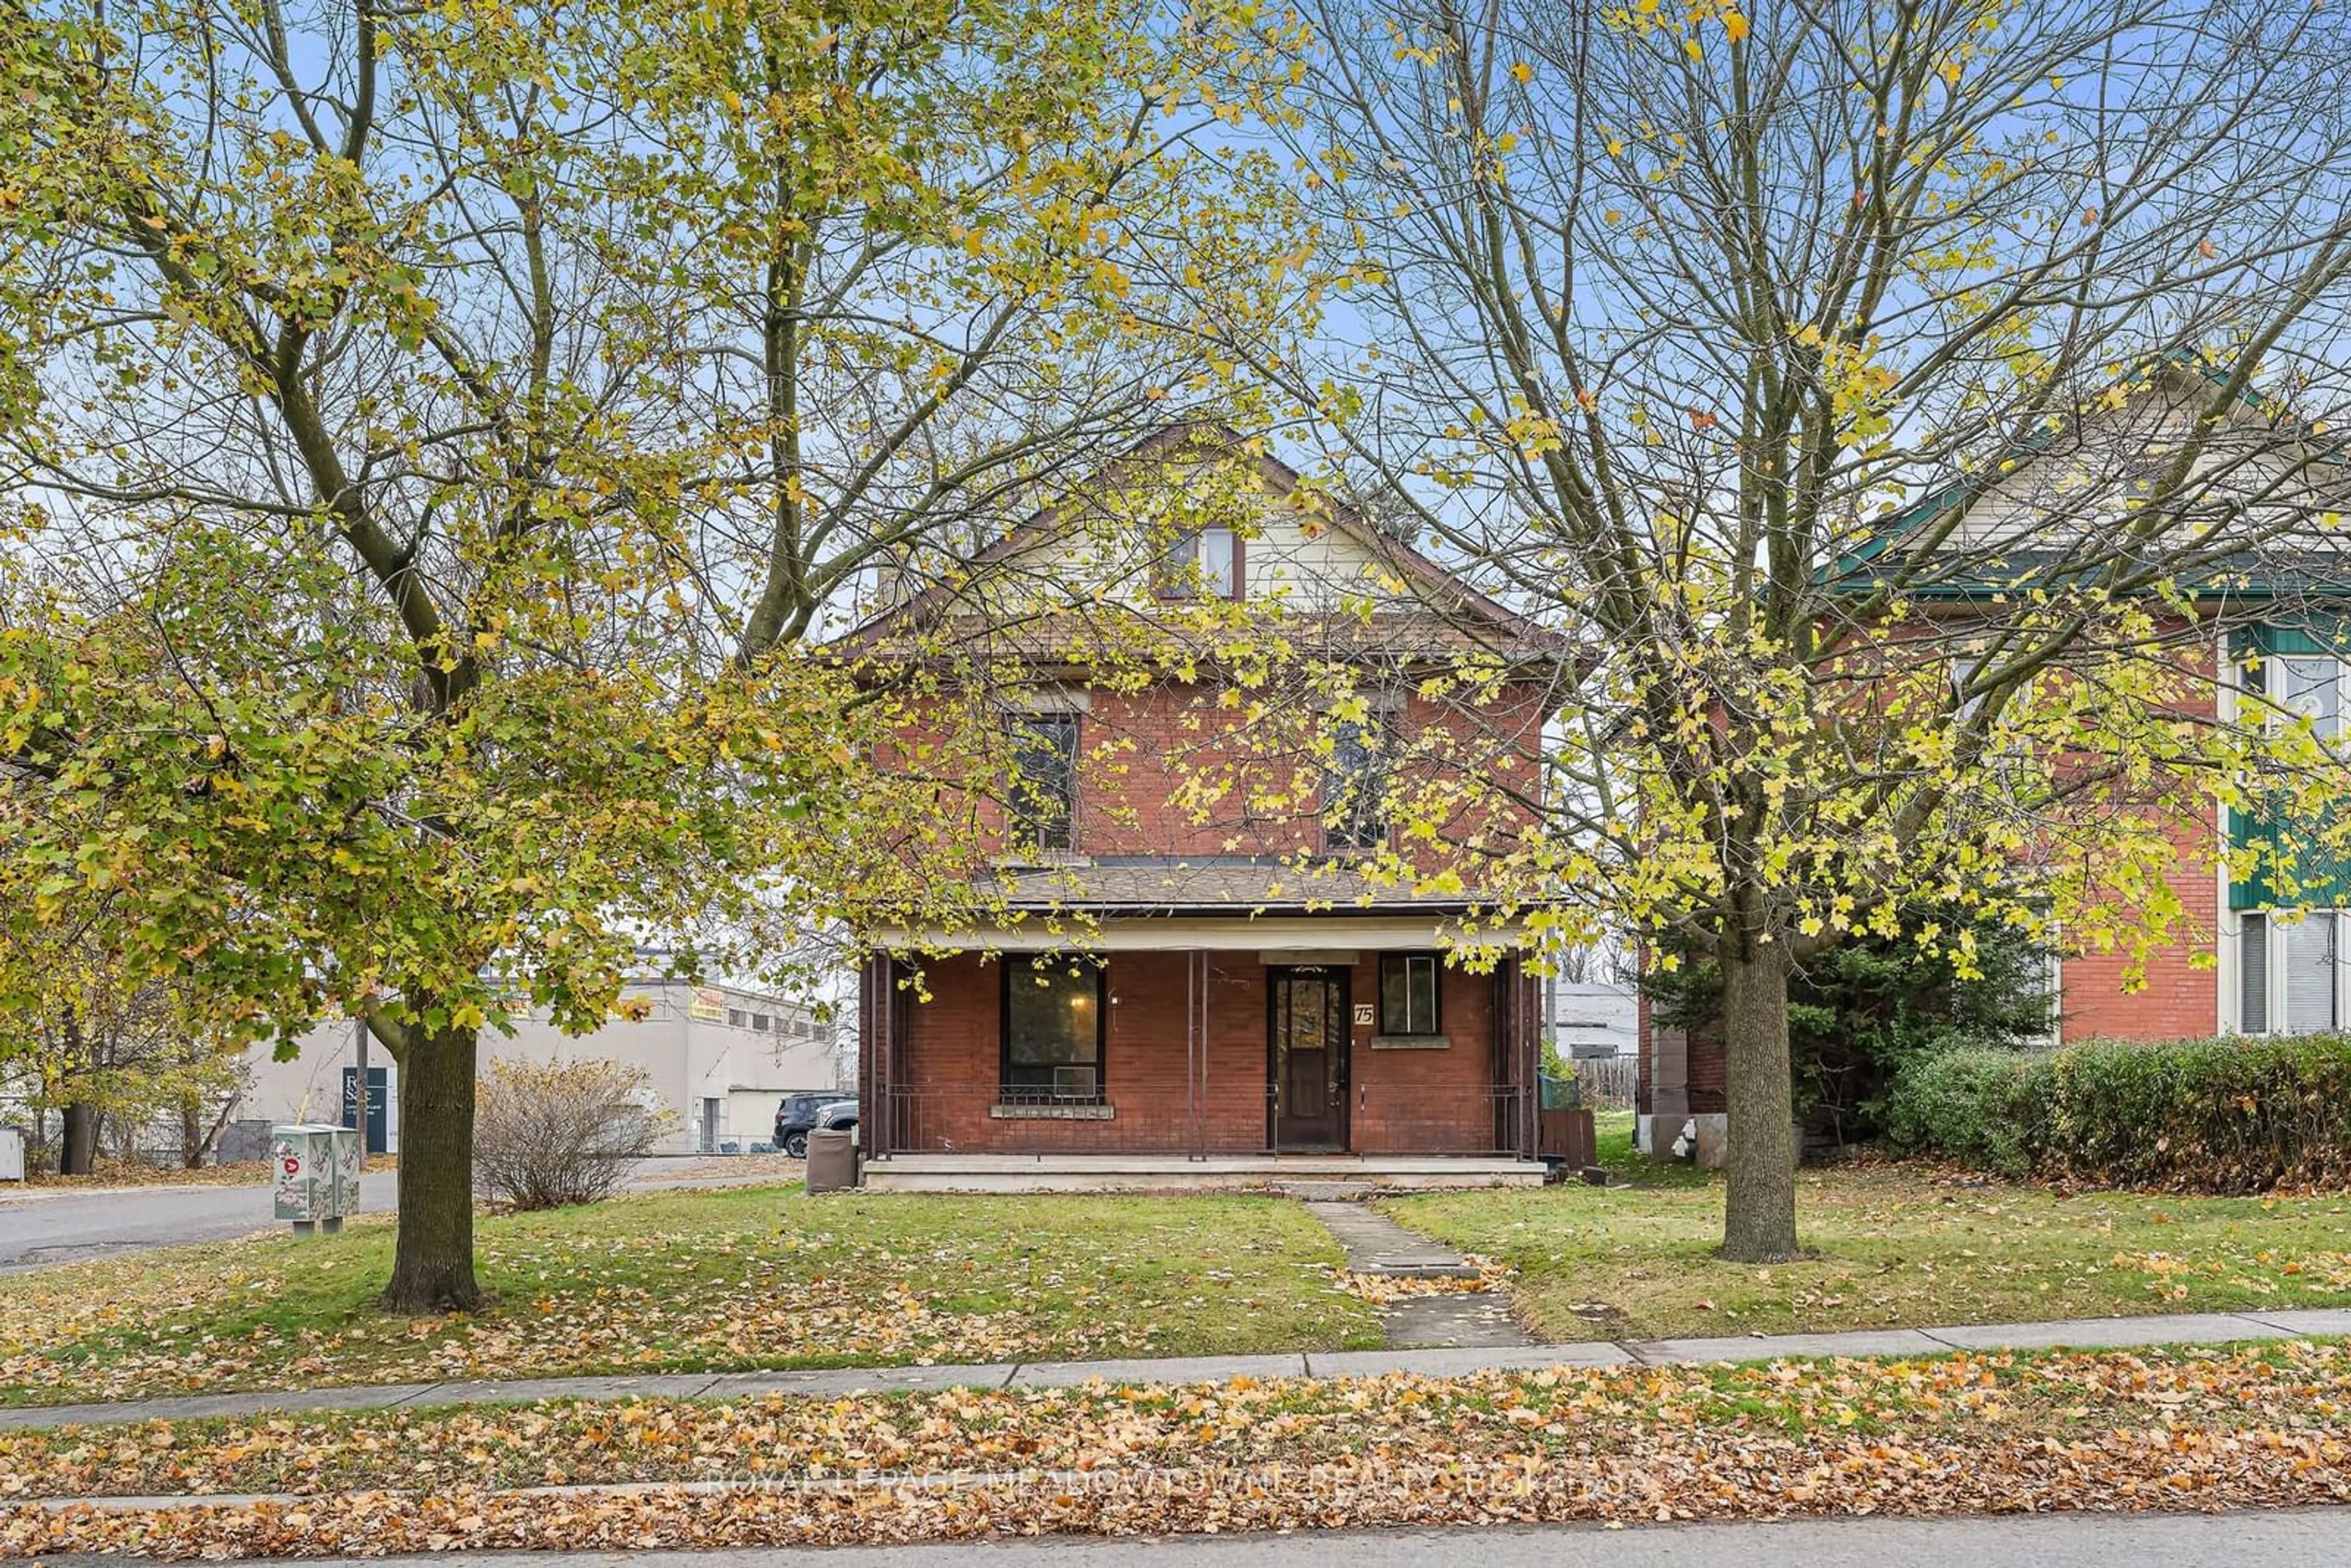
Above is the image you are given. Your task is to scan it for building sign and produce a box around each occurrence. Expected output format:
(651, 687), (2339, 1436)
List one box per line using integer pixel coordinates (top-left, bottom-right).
(688, 986), (726, 1021)
(1352, 1003), (1376, 1027)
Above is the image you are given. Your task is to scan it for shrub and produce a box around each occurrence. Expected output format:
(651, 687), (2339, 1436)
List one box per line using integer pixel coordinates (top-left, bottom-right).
(1881, 1033), (2351, 1192)
(1878, 1047), (2052, 1178)
(2039, 1035), (2351, 1192)
(1646, 902), (2055, 1155)
(473, 1059), (673, 1210)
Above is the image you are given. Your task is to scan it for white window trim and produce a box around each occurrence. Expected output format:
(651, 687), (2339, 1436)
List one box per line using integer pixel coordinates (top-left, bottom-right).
(2228, 906), (2350, 1036)
(2235, 639), (2351, 740)
(2221, 626), (2351, 1036)
(2027, 945), (2063, 1050)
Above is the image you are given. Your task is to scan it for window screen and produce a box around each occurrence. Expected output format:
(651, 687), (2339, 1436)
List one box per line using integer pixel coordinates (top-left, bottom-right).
(1379, 953), (1441, 1034)
(1158, 528), (1237, 598)
(2240, 913), (2269, 1034)
(1008, 713), (1079, 850)
(2284, 658), (2341, 735)
(2282, 912), (2337, 1034)
(1325, 715), (1390, 850)
(1004, 962), (1104, 1098)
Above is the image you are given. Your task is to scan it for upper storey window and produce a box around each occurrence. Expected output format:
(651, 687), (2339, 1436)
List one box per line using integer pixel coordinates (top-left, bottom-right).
(1157, 527), (1239, 599)
(2241, 640), (2347, 737)
(1324, 712), (1392, 852)
(1007, 711), (1079, 852)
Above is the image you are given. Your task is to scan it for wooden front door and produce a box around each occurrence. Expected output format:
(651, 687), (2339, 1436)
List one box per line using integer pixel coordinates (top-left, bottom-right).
(1269, 967), (1349, 1150)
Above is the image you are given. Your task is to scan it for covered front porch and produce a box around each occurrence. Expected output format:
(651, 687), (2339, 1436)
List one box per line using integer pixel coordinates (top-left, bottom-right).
(855, 907), (1545, 1190)
(861, 1152), (1545, 1193)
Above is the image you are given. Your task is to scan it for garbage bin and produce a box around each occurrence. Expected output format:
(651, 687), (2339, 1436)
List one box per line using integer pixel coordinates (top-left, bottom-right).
(804, 1127), (859, 1194)
(1539, 1073), (1581, 1110)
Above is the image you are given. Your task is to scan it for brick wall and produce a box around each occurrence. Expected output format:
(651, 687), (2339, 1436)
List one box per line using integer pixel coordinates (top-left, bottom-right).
(1345, 951), (1525, 1153)
(2046, 627), (2224, 1043)
(888, 679), (1551, 864)
(2053, 811), (2222, 1041)
(880, 948), (1527, 1156)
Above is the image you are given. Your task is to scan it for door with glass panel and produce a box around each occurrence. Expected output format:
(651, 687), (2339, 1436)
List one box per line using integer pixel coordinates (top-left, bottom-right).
(1268, 967), (1349, 1150)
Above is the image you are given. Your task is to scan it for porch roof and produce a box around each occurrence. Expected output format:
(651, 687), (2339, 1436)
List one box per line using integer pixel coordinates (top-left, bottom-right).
(986, 856), (1519, 915)
(870, 857), (1537, 953)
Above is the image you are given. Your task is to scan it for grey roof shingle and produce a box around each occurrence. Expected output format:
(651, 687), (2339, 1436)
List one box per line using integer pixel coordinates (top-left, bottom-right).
(986, 857), (1516, 913)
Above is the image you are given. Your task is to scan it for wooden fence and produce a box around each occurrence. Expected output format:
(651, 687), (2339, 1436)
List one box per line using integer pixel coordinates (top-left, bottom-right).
(1570, 1055), (1638, 1109)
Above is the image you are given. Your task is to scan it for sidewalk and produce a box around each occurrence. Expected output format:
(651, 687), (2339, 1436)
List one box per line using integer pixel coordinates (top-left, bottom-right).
(6, 1305), (2347, 1434)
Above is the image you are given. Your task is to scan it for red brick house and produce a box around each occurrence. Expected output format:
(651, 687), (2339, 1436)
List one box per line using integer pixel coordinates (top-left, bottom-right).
(844, 431), (1562, 1190)
(1638, 362), (2351, 1161)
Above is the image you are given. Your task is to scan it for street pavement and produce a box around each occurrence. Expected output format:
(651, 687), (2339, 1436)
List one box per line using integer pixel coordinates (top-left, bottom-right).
(0, 1171), (402, 1270)
(0, 1162), (797, 1271)
(30, 1508), (2351, 1567)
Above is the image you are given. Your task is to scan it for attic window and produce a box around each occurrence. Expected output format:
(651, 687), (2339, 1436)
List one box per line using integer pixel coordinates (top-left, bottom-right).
(1158, 527), (1238, 599)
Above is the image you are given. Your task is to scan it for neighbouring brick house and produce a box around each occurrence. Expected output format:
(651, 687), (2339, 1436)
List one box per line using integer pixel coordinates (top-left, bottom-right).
(843, 429), (1563, 1191)
(1640, 361), (2351, 1162)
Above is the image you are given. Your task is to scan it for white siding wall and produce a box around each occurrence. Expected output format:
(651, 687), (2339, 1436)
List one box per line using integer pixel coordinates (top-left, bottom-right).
(1010, 475), (1415, 613)
(238, 980), (843, 1155)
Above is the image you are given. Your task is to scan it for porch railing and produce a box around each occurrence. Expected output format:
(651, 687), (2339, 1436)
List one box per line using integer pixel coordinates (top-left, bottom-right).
(874, 1079), (1539, 1159)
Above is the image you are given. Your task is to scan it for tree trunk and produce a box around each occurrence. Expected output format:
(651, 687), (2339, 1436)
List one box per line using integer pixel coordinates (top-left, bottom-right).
(380, 1024), (482, 1313)
(54, 1005), (97, 1177)
(181, 1090), (233, 1169)
(1718, 939), (1800, 1262)
(59, 1101), (99, 1177)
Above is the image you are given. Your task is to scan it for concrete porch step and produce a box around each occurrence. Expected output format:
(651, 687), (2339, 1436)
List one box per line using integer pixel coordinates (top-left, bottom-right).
(1270, 1180), (1383, 1202)
(860, 1153), (1543, 1194)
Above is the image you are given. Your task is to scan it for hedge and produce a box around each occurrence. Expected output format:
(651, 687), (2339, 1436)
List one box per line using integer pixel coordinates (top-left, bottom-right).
(1880, 1034), (2351, 1192)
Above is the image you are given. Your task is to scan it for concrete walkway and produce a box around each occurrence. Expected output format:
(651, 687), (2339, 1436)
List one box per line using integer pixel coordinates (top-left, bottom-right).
(1305, 1200), (1482, 1279)
(6, 1305), (2348, 1435)
(1304, 1199), (1537, 1351)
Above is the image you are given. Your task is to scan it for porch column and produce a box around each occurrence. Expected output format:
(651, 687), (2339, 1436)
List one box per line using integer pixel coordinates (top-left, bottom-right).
(861, 955), (893, 1161)
(1185, 948), (1208, 1160)
(1518, 952), (1540, 1160)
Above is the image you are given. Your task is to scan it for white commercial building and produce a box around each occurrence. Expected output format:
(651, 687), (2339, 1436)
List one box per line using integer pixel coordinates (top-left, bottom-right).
(238, 978), (843, 1157)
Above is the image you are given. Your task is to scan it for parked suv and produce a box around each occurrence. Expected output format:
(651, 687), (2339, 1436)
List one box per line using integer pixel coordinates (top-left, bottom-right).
(773, 1092), (852, 1158)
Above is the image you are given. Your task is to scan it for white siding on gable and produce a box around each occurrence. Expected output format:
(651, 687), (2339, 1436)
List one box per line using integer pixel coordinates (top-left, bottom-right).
(1243, 506), (1414, 609)
(1908, 372), (2338, 560)
(1000, 460), (1421, 612)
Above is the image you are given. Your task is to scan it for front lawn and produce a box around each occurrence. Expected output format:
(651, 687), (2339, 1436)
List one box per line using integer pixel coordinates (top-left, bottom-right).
(1390, 1118), (2351, 1341)
(0, 1187), (1378, 1407)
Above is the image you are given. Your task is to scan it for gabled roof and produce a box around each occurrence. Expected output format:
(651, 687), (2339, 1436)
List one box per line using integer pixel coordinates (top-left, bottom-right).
(1831, 354), (2351, 601)
(836, 422), (1554, 653)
